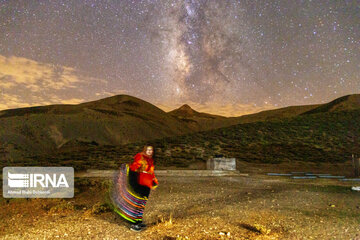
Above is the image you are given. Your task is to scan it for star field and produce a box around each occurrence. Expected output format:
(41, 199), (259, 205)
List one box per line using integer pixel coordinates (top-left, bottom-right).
(0, 0), (359, 116)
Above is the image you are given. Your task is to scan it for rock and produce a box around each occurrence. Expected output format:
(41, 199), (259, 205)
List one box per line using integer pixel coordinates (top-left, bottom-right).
(219, 231), (230, 237)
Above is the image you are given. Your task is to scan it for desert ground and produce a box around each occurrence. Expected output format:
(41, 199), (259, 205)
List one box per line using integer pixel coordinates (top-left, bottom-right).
(1, 162), (360, 240)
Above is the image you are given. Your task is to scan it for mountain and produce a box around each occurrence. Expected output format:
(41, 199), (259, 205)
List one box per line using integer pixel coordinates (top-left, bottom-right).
(115, 97), (360, 169)
(0, 95), (195, 161)
(1, 93), (359, 168)
(231, 104), (321, 123)
(230, 93), (360, 123)
(169, 104), (220, 118)
(300, 94), (360, 115)
(167, 93), (360, 128)
(168, 104), (238, 131)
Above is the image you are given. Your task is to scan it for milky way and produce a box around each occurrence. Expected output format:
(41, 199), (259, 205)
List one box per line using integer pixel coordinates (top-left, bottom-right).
(0, 0), (359, 116)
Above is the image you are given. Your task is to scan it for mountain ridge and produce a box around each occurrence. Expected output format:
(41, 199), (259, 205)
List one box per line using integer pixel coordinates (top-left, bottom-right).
(0, 93), (359, 166)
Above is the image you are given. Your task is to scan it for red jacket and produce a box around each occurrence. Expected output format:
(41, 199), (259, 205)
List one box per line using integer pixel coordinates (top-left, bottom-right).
(129, 152), (159, 187)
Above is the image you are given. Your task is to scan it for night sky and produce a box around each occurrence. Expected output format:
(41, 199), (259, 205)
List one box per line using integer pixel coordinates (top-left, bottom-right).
(0, 0), (359, 116)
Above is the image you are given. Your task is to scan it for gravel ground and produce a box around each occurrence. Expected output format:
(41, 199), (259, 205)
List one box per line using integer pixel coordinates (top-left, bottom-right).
(1, 173), (360, 239)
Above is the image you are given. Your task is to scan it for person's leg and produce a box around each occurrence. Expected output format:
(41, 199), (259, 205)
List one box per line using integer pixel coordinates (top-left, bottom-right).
(129, 217), (146, 231)
(136, 219), (146, 227)
(127, 169), (150, 230)
(130, 223), (143, 232)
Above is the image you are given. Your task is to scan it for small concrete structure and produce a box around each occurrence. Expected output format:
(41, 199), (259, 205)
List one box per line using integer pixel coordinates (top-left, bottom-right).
(207, 157), (236, 171)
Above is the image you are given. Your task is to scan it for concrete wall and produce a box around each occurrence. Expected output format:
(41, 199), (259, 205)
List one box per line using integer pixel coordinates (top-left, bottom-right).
(207, 158), (236, 170)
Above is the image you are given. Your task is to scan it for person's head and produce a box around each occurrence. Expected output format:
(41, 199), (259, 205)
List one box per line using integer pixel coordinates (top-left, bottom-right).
(142, 145), (154, 157)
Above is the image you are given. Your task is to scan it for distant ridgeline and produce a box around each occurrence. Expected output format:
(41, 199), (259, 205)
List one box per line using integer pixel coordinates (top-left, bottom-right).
(0, 94), (359, 170)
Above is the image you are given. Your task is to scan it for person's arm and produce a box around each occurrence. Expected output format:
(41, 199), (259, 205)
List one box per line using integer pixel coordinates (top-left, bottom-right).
(148, 160), (159, 188)
(153, 176), (159, 185)
(152, 179), (158, 189)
